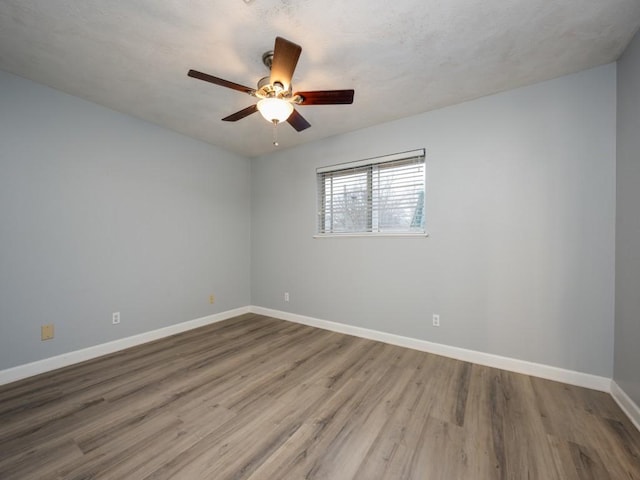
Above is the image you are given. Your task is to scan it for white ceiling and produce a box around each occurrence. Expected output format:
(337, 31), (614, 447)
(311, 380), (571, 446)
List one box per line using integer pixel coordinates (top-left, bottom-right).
(1, 1), (639, 158)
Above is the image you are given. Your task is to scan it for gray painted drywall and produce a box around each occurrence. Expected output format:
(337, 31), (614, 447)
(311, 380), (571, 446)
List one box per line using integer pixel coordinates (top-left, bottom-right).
(251, 64), (617, 377)
(615, 31), (640, 404)
(0, 70), (251, 370)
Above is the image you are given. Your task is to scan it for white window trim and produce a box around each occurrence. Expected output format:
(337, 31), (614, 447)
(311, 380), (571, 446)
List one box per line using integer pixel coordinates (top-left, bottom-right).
(316, 149), (426, 173)
(313, 232), (429, 239)
(316, 148), (427, 237)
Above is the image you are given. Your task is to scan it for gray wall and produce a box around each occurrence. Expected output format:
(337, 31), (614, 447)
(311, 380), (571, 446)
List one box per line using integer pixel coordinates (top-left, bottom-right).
(252, 64), (617, 377)
(0, 61), (621, 379)
(615, 31), (640, 404)
(0, 70), (251, 370)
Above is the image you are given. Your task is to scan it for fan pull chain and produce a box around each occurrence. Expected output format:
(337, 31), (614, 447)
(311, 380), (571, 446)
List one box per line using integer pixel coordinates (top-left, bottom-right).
(272, 120), (279, 147)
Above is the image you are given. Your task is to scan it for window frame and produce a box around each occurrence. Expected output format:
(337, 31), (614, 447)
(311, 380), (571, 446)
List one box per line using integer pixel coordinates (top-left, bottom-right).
(315, 149), (427, 238)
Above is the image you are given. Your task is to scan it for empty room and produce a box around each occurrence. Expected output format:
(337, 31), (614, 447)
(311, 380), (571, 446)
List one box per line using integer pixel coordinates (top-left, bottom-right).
(1, 1), (640, 478)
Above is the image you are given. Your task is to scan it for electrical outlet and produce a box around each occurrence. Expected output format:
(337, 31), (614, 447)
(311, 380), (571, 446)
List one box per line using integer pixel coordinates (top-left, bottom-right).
(41, 324), (54, 341)
(284, 292), (290, 302)
(209, 294), (215, 304)
(432, 314), (440, 327)
(112, 312), (121, 325)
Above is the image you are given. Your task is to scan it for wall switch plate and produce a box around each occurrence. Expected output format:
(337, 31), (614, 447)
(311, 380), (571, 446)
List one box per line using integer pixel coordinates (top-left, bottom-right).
(209, 294), (215, 304)
(284, 292), (290, 302)
(112, 312), (121, 324)
(41, 324), (54, 341)
(432, 314), (440, 327)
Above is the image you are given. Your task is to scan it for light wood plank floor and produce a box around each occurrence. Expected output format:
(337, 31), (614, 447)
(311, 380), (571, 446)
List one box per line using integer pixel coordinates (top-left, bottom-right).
(1, 313), (639, 479)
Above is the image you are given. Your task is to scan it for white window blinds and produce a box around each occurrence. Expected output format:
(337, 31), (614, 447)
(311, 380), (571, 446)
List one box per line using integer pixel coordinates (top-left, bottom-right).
(317, 149), (426, 235)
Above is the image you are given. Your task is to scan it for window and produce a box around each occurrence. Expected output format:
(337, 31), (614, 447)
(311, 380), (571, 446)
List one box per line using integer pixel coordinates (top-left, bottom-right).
(316, 149), (426, 236)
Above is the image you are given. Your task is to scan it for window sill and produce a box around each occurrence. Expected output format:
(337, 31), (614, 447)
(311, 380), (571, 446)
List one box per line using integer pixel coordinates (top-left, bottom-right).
(313, 232), (429, 239)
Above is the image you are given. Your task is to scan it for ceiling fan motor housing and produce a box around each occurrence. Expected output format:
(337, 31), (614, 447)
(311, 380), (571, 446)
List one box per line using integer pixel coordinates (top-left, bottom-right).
(256, 76), (291, 99)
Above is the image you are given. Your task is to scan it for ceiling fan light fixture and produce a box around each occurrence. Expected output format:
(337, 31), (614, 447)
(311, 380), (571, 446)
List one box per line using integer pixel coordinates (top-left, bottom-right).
(188, 36), (353, 137)
(257, 97), (293, 123)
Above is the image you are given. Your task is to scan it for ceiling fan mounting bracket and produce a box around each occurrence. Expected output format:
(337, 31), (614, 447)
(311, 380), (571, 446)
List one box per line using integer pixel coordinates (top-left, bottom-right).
(262, 50), (274, 70)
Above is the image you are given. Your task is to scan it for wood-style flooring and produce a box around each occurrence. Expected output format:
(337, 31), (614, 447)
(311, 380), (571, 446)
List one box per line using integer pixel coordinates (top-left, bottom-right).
(0, 313), (639, 479)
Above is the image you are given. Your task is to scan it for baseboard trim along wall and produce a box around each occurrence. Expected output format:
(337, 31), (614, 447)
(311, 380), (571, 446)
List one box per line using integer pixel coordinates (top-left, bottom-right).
(4, 304), (639, 434)
(0, 306), (250, 386)
(250, 306), (612, 393)
(611, 380), (640, 432)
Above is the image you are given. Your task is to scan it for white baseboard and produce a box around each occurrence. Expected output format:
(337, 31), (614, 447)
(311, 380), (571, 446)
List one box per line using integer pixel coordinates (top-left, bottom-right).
(249, 306), (611, 393)
(611, 380), (640, 432)
(0, 306), (250, 386)
(0, 304), (616, 398)
(3, 305), (636, 432)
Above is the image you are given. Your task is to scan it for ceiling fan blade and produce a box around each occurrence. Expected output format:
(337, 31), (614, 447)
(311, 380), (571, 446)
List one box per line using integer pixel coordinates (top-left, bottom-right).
(295, 89), (355, 105)
(287, 108), (311, 132)
(222, 104), (258, 122)
(188, 70), (255, 95)
(270, 37), (302, 91)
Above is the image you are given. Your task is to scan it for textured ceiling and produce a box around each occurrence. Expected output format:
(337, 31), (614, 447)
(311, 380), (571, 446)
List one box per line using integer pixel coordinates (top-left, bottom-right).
(1, 1), (639, 157)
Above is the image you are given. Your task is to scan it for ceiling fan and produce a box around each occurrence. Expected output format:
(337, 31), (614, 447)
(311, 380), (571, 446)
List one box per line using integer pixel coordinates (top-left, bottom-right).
(188, 37), (354, 144)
